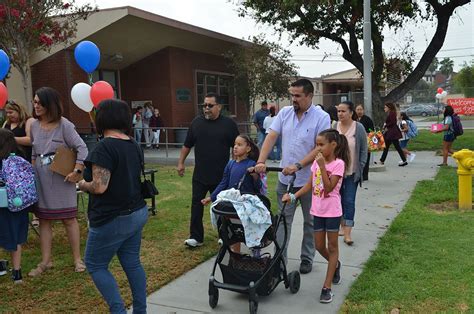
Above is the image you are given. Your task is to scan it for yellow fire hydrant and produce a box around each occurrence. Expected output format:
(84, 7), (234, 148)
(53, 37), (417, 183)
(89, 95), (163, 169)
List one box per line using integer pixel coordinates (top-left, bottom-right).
(452, 149), (474, 210)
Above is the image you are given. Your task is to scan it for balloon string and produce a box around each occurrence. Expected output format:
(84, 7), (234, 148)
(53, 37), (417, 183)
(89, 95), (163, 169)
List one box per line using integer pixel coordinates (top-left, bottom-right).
(88, 73), (93, 85)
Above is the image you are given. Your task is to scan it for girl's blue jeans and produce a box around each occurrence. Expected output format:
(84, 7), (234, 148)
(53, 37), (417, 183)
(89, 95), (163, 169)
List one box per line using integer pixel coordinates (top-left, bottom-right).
(85, 206), (148, 314)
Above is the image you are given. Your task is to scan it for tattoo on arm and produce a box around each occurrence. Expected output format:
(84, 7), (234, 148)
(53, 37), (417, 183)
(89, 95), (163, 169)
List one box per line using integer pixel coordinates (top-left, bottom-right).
(90, 164), (111, 194)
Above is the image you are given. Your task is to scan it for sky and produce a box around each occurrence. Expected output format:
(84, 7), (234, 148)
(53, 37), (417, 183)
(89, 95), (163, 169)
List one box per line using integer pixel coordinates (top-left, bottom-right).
(78, 0), (473, 77)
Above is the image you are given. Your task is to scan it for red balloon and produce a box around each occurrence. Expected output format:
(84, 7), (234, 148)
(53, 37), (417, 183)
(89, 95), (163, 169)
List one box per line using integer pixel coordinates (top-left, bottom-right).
(0, 82), (8, 109)
(90, 81), (114, 107)
(437, 87), (443, 94)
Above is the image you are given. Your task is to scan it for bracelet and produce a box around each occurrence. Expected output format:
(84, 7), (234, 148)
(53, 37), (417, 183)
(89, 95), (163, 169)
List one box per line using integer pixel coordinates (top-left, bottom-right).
(289, 193), (296, 204)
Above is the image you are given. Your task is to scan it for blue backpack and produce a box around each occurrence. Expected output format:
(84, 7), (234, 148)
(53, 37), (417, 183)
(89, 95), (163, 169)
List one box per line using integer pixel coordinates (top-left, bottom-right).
(406, 120), (418, 139)
(0, 154), (38, 212)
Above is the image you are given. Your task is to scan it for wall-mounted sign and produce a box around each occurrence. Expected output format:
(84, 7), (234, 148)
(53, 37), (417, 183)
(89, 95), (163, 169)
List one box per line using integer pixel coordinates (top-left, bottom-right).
(176, 88), (191, 102)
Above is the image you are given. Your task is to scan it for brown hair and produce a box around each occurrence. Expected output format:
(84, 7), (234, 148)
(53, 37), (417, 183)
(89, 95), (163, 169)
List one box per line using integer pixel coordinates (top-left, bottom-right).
(0, 129), (20, 160)
(384, 103), (397, 112)
(3, 100), (30, 128)
(33, 87), (63, 122)
(236, 135), (260, 161)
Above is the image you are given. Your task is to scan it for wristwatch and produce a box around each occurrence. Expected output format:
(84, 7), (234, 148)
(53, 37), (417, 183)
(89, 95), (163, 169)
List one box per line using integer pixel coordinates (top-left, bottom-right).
(295, 162), (303, 170)
(74, 168), (83, 174)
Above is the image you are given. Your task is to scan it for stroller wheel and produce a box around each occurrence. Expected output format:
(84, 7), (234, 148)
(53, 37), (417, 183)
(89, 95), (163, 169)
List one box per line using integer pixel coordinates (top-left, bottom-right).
(249, 300), (258, 314)
(288, 271), (300, 294)
(209, 285), (219, 308)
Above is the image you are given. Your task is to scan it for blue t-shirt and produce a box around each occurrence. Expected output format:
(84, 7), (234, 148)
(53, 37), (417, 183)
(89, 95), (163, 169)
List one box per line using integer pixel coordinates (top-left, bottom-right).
(211, 158), (262, 201)
(253, 109), (270, 131)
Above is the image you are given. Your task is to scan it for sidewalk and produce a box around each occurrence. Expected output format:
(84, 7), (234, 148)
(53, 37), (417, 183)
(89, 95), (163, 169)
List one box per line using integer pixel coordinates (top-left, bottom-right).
(143, 151), (451, 313)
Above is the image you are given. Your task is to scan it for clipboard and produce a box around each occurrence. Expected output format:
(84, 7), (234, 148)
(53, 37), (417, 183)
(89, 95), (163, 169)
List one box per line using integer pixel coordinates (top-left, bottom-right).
(49, 146), (77, 177)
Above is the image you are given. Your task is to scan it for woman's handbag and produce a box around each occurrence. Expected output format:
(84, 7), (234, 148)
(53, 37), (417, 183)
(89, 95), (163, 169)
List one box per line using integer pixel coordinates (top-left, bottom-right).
(133, 140), (159, 199)
(367, 130), (386, 152)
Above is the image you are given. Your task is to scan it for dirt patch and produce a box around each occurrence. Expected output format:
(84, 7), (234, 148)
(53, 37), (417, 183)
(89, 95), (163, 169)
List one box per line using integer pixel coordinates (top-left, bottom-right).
(428, 201), (461, 212)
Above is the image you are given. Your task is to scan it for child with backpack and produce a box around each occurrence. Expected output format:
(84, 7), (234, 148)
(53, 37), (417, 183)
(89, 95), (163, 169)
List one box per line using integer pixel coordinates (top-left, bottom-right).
(0, 129), (34, 284)
(399, 112), (417, 163)
(433, 105), (458, 166)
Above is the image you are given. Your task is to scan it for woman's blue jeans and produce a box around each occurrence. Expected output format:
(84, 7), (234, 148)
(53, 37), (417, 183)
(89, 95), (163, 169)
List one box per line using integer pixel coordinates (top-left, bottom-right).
(341, 174), (358, 227)
(85, 206), (148, 314)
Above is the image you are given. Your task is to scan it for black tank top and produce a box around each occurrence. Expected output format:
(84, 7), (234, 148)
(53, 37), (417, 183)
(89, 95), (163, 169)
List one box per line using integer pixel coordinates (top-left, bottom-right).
(4, 124), (32, 162)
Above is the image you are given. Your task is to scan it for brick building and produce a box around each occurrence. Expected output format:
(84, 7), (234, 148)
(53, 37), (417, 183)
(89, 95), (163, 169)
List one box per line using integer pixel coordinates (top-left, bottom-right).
(6, 6), (250, 133)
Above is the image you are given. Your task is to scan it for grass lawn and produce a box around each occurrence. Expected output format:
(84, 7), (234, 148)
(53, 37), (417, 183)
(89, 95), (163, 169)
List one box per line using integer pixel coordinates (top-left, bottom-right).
(341, 167), (474, 313)
(421, 115), (474, 122)
(0, 166), (280, 312)
(404, 129), (474, 151)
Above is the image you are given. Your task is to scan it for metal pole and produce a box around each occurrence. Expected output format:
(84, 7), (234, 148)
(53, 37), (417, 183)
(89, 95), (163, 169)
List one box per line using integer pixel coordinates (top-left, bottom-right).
(363, 0), (373, 118)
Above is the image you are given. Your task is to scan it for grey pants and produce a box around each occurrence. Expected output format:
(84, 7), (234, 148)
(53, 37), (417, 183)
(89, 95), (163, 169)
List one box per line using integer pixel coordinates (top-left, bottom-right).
(276, 181), (315, 264)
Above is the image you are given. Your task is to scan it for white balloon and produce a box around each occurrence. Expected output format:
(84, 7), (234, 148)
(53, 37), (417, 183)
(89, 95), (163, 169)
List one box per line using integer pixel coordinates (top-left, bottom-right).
(435, 93), (443, 99)
(441, 90), (448, 97)
(71, 82), (94, 112)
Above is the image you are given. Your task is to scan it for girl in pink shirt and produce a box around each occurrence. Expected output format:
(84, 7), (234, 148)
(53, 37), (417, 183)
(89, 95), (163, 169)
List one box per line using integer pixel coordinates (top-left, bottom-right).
(282, 129), (350, 303)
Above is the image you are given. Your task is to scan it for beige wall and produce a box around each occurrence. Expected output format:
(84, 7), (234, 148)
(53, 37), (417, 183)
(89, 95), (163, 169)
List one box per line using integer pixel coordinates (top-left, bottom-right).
(5, 67), (28, 110)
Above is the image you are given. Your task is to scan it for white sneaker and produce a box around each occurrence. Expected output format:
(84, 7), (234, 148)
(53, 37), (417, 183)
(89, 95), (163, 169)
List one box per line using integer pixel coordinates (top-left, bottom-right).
(217, 239), (223, 246)
(184, 238), (203, 247)
(408, 153), (416, 162)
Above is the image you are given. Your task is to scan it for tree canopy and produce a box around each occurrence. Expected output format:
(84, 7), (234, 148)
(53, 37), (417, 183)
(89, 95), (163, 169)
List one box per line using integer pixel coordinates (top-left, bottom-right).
(238, 0), (470, 123)
(0, 0), (95, 106)
(224, 35), (297, 117)
(453, 61), (474, 97)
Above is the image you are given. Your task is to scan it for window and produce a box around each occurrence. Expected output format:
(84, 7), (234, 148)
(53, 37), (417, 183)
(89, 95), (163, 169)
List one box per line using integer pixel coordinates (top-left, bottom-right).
(91, 69), (119, 98)
(196, 71), (234, 114)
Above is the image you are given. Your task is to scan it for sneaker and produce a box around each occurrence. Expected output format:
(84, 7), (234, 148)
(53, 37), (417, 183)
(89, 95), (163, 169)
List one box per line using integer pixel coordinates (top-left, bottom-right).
(319, 287), (333, 303)
(184, 238), (203, 248)
(437, 163), (447, 167)
(299, 260), (313, 274)
(0, 260), (8, 276)
(12, 269), (22, 284)
(217, 238), (223, 246)
(398, 161), (408, 167)
(332, 261), (341, 285)
(408, 153), (416, 162)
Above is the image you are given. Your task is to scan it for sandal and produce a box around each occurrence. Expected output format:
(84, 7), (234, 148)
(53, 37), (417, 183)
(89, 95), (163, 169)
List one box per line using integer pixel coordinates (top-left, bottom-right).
(28, 262), (53, 277)
(344, 238), (354, 246)
(74, 260), (86, 273)
(31, 218), (39, 227)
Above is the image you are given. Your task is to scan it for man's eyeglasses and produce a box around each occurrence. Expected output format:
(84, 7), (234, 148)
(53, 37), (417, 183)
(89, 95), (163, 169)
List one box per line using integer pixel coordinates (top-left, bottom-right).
(203, 103), (217, 108)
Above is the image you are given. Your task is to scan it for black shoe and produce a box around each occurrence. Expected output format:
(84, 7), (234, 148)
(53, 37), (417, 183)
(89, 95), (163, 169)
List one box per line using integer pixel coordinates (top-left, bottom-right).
(332, 261), (341, 284)
(299, 260), (313, 274)
(0, 260), (8, 276)
(319, 287), (333, 303)
(398, 161), (408, 167)
(12, 269), (22, 284)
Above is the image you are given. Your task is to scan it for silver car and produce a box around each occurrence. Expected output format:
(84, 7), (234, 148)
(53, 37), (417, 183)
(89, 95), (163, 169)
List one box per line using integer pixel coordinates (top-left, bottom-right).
(406, 105), (438, 117)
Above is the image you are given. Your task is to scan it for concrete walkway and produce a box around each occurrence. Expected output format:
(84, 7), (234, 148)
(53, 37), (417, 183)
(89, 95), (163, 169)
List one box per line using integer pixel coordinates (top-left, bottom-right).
(143, 151), (452, 313)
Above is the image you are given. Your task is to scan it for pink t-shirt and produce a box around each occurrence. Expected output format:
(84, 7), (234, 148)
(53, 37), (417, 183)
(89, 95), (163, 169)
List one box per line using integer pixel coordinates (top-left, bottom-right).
(310, 158), (345, 217)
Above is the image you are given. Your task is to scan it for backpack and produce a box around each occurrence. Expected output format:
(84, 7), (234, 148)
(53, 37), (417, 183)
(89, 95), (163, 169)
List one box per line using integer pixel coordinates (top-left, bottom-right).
(452, 114), (463, 137)
(406, 120), (418, 139)
(0, 154), (38, 212)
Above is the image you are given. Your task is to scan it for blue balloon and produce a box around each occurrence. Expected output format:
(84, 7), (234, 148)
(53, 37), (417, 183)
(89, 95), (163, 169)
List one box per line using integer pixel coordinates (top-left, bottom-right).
(74, 41), (100, 74)
(0, 50), (10, 81)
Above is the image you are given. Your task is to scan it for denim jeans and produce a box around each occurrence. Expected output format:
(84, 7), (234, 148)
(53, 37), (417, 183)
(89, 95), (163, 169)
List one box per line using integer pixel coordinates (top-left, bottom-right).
(257, 130), (266, 148)
(269, 135), (282, 160)
(341, 175), (359, 227)
(85, 206), (148, 314)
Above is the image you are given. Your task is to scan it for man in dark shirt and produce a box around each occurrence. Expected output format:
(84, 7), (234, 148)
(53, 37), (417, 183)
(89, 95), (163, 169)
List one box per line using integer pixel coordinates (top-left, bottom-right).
(177, 92), (239, 247)
(253, 101), (269, 148)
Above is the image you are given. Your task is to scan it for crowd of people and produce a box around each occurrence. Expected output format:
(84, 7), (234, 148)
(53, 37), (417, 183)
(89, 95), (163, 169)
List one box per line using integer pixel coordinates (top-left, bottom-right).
(0, 79), (460, 310)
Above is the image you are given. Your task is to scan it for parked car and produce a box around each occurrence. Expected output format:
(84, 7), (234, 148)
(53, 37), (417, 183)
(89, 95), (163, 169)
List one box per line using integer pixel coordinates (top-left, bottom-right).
(405, 105), (438, 117)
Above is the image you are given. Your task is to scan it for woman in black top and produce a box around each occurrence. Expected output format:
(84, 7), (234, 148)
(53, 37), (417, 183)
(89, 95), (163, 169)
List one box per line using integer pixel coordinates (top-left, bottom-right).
(78, 99), (148, 313)
(2, 100), (34, 162)
(355, 104), (374, 180)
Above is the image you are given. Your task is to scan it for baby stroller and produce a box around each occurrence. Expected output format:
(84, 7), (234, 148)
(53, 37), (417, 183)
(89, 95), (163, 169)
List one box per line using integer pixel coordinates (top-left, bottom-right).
(208, 167), (300, 314)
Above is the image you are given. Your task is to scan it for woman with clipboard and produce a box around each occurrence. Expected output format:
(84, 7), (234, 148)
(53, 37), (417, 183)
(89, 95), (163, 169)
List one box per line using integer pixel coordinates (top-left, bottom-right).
(29, 87), (88, 277)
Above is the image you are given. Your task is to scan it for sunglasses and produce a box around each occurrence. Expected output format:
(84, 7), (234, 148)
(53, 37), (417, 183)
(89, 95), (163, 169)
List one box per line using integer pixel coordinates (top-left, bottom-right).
(203, 103), (217, 108)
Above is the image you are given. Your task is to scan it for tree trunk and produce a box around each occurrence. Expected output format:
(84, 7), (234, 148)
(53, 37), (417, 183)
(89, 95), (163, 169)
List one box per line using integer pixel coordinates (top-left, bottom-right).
(19, 63), (33, 113)
(372, 89), (385, 127)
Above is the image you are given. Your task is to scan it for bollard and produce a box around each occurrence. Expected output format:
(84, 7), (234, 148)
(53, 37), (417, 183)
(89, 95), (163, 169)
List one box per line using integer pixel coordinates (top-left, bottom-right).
(452, 149), (474, 210)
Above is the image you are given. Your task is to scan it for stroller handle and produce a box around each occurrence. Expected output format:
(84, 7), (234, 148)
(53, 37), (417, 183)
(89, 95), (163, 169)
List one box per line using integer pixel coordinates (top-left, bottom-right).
(265, 167), (297, 191)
